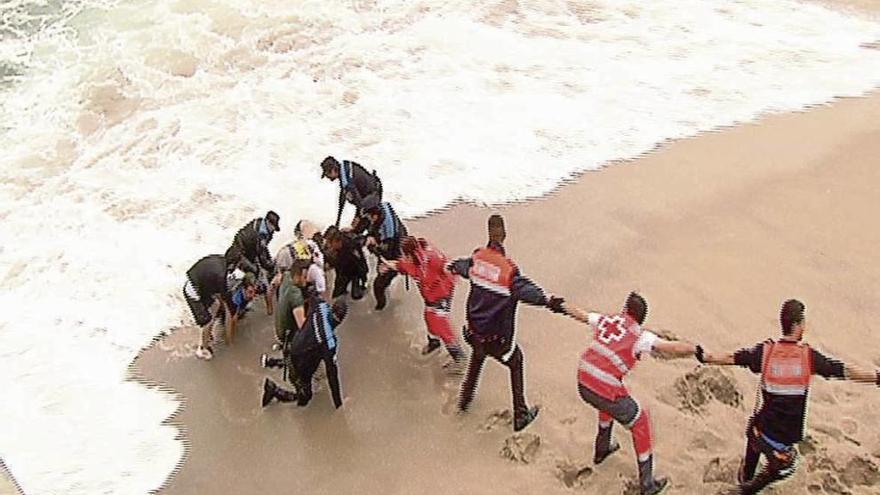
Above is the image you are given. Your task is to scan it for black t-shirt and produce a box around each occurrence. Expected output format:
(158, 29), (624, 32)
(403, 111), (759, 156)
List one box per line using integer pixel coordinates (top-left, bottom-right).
(186, 255), (230, 304)
(734, 339), (845, 445)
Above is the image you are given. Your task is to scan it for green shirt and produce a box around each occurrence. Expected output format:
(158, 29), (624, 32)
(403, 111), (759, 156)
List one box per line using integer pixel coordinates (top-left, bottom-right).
(275, 272), (305, 342)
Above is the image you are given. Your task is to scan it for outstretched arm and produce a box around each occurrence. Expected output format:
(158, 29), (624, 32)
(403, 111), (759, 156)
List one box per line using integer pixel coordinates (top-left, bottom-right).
(558, 302), (592, 324)
(446, 257), (473, 278)
(652, 339), (697, 358)
(844, 365), (879, 385)
(335, 189), (345, 228)
(697, 347), (737, 365)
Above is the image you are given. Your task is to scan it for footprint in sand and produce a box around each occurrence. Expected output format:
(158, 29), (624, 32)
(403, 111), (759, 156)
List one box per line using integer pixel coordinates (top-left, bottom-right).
(702, 456), (740, 485)
(500, 433), (541, 464)
(479, 409), (513, 431)
(669, 367), (743, 414)
(555, 459), (593, 488)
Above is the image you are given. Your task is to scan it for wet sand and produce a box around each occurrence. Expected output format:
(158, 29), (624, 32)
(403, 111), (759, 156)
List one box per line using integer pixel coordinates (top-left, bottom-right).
(134, 84), (880, 495)
(0, 462), (22, 495)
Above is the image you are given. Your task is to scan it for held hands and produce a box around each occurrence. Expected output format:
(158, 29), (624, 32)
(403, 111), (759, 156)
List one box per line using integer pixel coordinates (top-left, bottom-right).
(547, 295), (566, 314)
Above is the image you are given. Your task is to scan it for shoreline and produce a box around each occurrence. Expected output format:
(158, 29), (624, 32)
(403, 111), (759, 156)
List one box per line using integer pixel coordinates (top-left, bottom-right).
(133, 87), (880, 495)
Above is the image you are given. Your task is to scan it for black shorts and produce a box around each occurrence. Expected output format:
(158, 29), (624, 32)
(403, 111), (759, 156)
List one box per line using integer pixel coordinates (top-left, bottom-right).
(184, 286), (211, 326)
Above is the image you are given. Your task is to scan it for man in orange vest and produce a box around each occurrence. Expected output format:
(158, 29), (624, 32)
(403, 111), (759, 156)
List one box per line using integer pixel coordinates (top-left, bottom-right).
(447, 214), (566, 432)
(562, 293), (698, 495)
(697, 299), (880, 494)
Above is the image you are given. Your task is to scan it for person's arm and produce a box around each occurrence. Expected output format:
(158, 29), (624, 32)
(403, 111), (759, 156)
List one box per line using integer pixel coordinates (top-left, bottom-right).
(378, 257), (400, 275)
(559, 302), (592, 324)
(222, 300), (237, 345)
(511, 273), (548, 307)
(698, 343), (763, 369)
(336, 188), (346, 228)
(446, 257), (473, 278)
(652, 339), (697, 358)
(325, 353), (343, 409)
(812, 349), (878, 385)
(293, 305), (306, 329)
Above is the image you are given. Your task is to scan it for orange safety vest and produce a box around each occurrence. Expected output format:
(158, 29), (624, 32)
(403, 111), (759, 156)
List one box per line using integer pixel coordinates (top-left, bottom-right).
(760, 341), (813, 396)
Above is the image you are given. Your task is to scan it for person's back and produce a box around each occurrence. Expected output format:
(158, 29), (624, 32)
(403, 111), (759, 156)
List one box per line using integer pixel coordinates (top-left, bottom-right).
(579, 312), (655, 400)
(464, 242), (520, 337)
(186, 254), (229, 301)
(274, 272), (304, 343)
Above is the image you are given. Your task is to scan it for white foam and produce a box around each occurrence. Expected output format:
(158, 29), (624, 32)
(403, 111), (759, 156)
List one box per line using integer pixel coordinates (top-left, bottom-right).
(1, 0), (879, 493)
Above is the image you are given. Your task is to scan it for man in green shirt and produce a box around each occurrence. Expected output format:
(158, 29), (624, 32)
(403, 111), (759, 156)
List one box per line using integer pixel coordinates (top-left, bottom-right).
(273, 259), (311, 345)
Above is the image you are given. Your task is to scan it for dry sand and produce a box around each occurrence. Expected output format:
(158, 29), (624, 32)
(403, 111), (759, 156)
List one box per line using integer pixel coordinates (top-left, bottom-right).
(132, 86), (880, 495)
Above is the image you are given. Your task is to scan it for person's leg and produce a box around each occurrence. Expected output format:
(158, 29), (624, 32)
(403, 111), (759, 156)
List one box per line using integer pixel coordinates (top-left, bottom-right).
(373, 269), (397, 310)
(458, 335), (487, 413)
(425, 299), (461, 360)
(333, 270), (351, 298)
(738, 434), (797, 495)
(739, 422), (762, 484)
(576, 385), (621, 464)
(579, 386), (664, 494)
(491, 341), (538, 431)
(185, 283), (216, 360)
(323, 352), (343, 409)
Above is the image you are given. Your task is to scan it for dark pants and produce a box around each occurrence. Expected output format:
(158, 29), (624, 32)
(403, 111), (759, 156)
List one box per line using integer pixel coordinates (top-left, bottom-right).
(738, 420), (798, 494)
(286, 347), (343, 408)
(578, 385), (657, 492)
(458, 329), (528, 417)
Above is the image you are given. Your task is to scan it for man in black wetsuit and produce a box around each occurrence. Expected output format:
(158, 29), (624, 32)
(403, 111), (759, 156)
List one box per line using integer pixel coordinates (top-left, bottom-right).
(363, 198), (407, 310)
(224, 211), (279, 314)
(261, 298), (349, 409)
(698, 299), (880, 494)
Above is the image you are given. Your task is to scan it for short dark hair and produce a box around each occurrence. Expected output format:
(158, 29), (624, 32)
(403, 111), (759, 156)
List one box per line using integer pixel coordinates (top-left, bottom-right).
(488, 214), (505, 242)
(291, 258), (311, 274)
(625, 292), (648, 325)
(780, 299), (805, 335)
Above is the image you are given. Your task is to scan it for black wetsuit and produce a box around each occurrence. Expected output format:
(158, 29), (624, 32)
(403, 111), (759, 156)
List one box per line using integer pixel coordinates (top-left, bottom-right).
(285, 300), (344, 408)
(366, 202), (407, 307)
(224, 217), (275, 276)
(336, 160), (382, 233)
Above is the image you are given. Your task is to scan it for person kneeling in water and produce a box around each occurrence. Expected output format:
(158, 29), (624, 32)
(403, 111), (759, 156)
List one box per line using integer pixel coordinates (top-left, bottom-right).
(261, 298), (349, 409)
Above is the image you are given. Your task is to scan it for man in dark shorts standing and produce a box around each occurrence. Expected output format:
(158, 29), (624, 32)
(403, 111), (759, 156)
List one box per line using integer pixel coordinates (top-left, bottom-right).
(184, 254), (257, 361)
(447, 214), (565, 432)
(697, 299), (880, 494)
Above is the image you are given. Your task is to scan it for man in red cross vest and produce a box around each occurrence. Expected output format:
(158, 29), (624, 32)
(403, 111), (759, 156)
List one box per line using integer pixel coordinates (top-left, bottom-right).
(697, 299), (880, 494)
(447, 214), (566, 432)
(562, 293), (698, 495)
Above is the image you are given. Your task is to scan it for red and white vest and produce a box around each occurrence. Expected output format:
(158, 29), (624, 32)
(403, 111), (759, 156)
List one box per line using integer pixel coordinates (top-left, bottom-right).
(761, 340), (812, 397)
(578, 313), (643, 400)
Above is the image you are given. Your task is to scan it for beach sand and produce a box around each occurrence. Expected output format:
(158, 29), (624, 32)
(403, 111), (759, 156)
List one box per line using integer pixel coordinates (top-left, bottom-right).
(133, 85), (880, 495)
(128, 3), (880, 493)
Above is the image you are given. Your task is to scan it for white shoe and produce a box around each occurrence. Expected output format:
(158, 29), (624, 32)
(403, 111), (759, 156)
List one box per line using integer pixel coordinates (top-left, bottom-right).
(195, 346), (214, 360)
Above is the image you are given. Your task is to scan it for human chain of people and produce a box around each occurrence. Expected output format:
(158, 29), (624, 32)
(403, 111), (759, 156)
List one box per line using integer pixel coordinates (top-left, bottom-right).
(181, 156), (880, 495)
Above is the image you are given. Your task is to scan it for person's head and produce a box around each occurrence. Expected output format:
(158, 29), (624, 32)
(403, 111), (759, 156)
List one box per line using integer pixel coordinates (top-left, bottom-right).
(323, 226), (343, 251)
(488, 214), (506, 244)
(624, 292), (648, 325)
(400, 236), (422, 262)
(230, 273), (258, 311)
(331, 300), (348, 324)
(295, 220), (320, 241)
(263, 211), (281, 236)
(290, 258), (311, 287)
(320, 156), (340, 181)
(780, 299), (806, 340)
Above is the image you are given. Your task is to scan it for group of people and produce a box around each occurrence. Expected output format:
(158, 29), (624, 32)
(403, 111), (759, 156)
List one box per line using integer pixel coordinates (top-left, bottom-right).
(182, 156), (880, 495)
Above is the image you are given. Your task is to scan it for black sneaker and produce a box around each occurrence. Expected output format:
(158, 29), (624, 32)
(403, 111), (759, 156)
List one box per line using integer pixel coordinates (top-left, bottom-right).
(261, 354), (284, 369)
(642, 477), (669, 495)
(594, 440), (620, 465)
(261, 378), (277, 408)
(421, 338), (442, 355)
(374, 291), (387, 311)
(351, 283), (364, 300)
(513, 406), (540, 432)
